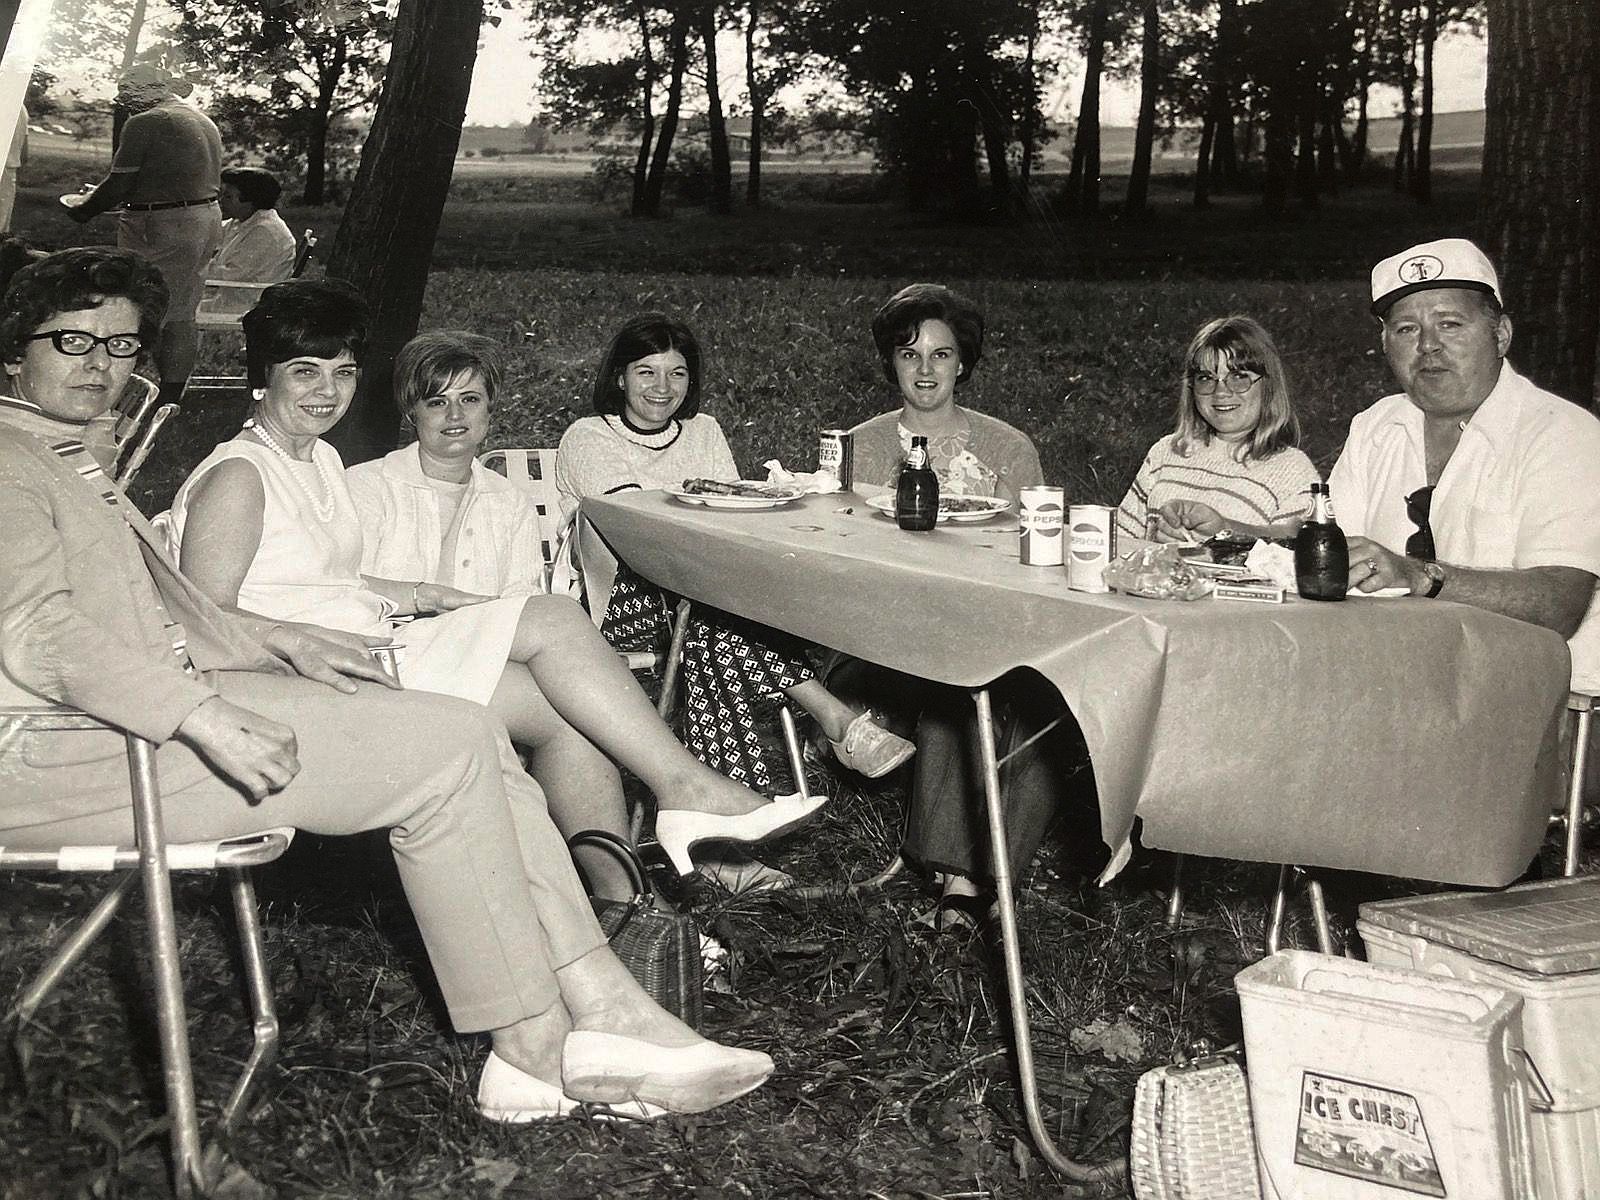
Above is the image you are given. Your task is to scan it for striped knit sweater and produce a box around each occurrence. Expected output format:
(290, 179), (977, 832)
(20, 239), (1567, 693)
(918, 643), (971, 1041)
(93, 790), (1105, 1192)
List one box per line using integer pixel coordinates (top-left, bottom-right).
(1114, 433), (1321, 539)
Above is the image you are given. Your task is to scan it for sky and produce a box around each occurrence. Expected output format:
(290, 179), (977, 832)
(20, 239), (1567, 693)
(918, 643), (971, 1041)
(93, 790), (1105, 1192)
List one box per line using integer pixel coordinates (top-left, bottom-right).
(464, 12), (1490, 129)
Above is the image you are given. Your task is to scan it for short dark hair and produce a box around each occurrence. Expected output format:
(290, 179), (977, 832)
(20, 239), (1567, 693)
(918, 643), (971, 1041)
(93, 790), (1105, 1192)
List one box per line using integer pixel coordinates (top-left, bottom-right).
(393, 330), (504, 420)
(241, 278), (367, 388)
(0, 247), (168, 365)
(221, 166), (282, 210)
(870, 283), (985, 385)
(591, 314), (703, 419)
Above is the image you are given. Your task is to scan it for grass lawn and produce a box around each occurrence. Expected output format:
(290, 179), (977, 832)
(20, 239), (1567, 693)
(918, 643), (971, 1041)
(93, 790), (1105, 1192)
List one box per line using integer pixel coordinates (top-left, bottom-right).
(5, 148), (1580, 1199)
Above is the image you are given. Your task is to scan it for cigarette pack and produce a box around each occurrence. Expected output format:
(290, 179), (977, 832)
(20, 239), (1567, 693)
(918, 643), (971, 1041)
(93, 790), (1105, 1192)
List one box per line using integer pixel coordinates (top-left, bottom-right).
(1213, 580), (1285, 604)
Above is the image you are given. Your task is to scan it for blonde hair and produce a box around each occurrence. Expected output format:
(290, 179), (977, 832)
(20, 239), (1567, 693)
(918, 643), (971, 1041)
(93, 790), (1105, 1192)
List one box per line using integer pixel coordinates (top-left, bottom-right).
(1173, 315), (1300, 462)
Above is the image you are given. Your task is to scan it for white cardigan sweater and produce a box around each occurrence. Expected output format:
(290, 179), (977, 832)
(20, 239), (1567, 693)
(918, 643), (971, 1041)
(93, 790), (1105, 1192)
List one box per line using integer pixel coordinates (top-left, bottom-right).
(345, 444), (547, 598)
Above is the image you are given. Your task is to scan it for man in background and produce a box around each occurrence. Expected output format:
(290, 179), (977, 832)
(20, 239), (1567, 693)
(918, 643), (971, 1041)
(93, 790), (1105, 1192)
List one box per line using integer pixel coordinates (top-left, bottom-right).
(63, 64), (221, 409)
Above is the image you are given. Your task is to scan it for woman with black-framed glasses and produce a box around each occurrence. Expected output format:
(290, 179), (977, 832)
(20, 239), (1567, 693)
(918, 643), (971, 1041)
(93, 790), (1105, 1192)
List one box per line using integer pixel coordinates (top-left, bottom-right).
(1115, 315), (1322, 544)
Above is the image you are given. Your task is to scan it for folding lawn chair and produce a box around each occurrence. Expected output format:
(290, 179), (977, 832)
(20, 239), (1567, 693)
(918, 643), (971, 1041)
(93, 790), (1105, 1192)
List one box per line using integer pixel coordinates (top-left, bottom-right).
(0, 705), (294, 1198)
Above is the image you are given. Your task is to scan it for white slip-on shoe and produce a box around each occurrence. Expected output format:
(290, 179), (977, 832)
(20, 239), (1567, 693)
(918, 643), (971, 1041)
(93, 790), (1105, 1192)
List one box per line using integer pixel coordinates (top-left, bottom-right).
(476, 1051), (664, 1123)
(653, 792), (827, 877)
(561, 1030), (774, 1114)
(830, 713), (916, 779)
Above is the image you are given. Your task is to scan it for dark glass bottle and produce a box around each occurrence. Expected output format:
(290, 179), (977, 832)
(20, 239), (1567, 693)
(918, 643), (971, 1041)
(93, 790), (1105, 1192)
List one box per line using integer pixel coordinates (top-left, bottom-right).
(896, 435), (939, 531)
(1295, 482), (1349, 601)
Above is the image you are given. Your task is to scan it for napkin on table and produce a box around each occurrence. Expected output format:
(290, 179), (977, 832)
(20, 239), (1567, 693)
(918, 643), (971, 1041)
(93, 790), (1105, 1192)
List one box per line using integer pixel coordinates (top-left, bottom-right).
(764, 460), (842, 494)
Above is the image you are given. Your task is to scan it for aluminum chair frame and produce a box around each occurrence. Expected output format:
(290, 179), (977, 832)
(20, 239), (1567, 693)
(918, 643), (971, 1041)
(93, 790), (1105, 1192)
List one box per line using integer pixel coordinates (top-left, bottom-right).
(0, 705), (292, 1199)
(190, 229), (319, 390)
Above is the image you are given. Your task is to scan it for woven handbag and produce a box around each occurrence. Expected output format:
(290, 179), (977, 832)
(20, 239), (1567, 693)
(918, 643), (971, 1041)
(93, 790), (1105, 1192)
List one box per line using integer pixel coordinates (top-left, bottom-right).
(568, 829), (703, 1030)
(1130, 1053), (1263, 1200)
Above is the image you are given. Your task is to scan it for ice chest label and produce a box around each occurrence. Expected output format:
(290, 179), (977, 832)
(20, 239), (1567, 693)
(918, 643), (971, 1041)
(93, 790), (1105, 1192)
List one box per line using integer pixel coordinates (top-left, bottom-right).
(1019, 486), (1065, 566)
(1294, 1072), (1444, 1197)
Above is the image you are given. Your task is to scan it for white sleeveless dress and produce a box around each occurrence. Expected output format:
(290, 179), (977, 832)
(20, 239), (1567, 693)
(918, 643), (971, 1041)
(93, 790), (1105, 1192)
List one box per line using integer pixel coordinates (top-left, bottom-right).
(169, 438), (525, 704)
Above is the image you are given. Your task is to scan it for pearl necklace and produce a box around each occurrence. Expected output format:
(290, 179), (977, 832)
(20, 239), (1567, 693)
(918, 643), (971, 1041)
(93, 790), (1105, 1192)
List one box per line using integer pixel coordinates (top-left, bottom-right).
(244, 418), (337, 522)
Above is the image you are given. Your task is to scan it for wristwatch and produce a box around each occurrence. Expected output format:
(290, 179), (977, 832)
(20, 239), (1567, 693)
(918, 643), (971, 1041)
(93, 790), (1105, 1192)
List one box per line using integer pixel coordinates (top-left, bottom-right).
(1418, 560), (1446, 598)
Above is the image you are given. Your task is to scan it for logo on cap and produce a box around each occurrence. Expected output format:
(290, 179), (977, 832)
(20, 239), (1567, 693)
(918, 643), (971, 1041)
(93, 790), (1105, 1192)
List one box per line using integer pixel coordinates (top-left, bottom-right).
(1399, 255), (1444, 284)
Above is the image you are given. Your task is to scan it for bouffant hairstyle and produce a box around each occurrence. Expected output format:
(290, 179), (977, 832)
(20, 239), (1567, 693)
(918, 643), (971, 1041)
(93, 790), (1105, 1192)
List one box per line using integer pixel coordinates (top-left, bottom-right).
(0, 247), (168, 365)
(393, 330), (504, 421)
(590, 314), (703, 420)
(221, 166), (283, 211)
(241, 278), (368, 389)
(870, 283), (985, 386)
(1174, 314), (1301, 462)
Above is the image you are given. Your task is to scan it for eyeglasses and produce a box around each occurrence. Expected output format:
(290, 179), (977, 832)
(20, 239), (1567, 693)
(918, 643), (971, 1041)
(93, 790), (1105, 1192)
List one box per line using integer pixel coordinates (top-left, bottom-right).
(23, 330), (144, 359)
(1191, 369), (1262, 396)
(1405, 485), (1436, 561)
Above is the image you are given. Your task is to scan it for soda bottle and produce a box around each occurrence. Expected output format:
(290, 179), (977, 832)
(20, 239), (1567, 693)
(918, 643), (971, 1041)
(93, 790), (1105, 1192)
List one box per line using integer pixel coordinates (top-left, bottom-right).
(896, 435), (939, 531)
(1295, 482), (1348, 601)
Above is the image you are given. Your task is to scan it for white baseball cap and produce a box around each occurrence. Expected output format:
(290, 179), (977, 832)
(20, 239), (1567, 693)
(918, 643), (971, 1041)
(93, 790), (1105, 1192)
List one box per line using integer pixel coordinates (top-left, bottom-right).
(1370, 237), (1502, 315)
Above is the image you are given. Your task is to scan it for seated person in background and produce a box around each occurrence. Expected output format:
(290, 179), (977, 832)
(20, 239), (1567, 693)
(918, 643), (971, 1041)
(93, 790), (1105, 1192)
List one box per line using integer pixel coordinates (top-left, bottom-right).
(169, 282), (824, 897)
(848, 283), (1042, 506)
(556, 315), (913, 889)
(0, 246), (774, 1122)
(1333, 237), (1600, 697)
(826, 284), (1081, 931)
(202, 167), (298, 315)
(1116, 314), (1320, 543)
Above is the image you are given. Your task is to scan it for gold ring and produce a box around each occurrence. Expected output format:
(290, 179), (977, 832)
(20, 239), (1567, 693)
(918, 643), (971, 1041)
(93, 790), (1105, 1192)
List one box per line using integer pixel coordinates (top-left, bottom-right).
(1366, 558), (1379, 575)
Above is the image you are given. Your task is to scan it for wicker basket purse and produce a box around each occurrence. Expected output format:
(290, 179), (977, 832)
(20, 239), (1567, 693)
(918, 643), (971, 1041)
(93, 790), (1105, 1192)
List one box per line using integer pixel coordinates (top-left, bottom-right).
(568, 829), (703, 1030)
(1130, 1053), (1263, 1200)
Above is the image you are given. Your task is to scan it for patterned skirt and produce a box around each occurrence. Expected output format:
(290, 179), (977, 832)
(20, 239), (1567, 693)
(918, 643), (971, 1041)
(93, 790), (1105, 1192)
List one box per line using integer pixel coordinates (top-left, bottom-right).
(601, 566), (813, 790)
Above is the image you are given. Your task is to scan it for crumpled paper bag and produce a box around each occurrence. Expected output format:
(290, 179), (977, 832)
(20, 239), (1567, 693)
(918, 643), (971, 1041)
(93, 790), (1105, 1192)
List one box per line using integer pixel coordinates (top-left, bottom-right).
(764, 459), (842, 494)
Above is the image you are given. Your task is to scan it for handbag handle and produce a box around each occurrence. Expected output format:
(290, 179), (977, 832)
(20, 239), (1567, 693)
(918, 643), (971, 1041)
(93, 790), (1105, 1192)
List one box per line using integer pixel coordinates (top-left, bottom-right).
(567, 828), (652, 899)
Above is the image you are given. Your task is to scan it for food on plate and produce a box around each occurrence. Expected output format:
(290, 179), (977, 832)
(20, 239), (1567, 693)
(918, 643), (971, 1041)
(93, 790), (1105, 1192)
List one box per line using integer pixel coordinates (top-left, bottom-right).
(940, 494), (1004, 513)
(681, 478), (791, 499)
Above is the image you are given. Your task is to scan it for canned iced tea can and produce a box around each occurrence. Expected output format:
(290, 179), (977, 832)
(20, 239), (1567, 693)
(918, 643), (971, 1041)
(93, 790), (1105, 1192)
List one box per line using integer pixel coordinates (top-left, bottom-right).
(818, 428), (854, 490)
(1018, 486), (1066, 566)
(1067, 505), (1118, 593)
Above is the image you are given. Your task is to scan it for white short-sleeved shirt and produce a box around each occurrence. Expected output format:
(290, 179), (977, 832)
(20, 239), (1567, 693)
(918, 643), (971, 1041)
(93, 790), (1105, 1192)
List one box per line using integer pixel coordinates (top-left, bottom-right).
(1328, 361), (1600, 690)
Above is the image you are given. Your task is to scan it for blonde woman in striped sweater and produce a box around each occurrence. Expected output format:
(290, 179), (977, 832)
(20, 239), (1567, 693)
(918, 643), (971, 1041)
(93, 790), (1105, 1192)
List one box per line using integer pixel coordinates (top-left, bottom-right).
(1116, 315), (1320, 544)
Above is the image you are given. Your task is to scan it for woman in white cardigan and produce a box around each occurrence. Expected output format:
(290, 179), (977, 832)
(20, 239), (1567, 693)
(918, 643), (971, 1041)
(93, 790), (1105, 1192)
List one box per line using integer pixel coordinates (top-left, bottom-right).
(343, 331), (822, 897)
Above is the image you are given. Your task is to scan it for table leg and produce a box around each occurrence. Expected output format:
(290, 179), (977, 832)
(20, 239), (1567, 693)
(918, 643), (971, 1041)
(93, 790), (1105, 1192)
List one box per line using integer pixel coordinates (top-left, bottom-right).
(973, 688), (1125, 1188)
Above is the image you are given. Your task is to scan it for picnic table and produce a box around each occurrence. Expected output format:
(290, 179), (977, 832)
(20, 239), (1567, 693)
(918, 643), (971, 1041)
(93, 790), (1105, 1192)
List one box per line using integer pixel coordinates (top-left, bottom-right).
(578, 486), (1569, 1180)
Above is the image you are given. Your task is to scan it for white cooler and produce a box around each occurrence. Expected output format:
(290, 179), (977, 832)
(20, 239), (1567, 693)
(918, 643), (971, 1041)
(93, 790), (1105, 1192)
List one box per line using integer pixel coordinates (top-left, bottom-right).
(1236, 950), (1535, 1199)
(1359, 875), (1600, 1200)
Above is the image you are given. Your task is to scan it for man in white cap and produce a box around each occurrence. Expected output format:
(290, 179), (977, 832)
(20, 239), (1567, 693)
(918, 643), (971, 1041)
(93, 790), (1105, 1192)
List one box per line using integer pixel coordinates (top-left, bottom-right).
(1330, 237), (1600, 696)
(61, 63), (222, 411)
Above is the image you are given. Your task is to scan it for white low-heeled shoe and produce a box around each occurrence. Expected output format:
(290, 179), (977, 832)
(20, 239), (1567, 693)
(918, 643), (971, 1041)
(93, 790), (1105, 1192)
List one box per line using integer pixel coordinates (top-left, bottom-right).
(476, 1051), (664, 1123)
(562, 1031), (774, 1114)
(653, 792), (827, 877)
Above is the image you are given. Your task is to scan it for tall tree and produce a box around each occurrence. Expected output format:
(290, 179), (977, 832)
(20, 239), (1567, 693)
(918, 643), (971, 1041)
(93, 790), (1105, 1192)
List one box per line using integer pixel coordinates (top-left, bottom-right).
(696, 1), (732, 214)
(640, 8), (689, 216)
(324, 0), (483, 464)
(1122, 0), (1159, 215)
(1480, 0), (1600, 407)
(173, 0), (392, 203)
(1064, 0), (1110, 214)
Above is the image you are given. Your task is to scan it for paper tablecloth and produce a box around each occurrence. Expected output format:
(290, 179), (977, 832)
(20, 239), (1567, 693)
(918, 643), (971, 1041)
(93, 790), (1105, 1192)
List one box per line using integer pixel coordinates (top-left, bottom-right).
(581, 490), (1569, 886)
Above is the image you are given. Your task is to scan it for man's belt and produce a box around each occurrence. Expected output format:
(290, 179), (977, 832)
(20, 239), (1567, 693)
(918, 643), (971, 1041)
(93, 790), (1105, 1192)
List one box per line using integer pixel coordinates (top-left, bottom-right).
(122, 196), (219, 212)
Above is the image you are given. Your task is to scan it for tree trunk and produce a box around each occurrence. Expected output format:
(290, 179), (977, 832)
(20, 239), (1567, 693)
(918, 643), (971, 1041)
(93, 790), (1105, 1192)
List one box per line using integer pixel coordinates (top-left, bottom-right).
(323, 0), (482, 465)
(966, 44), (1011, 214)
(1123, 0), (1159, 216)
(1480, 0), (1600, 406)
(301, 38), (347, 206)
(1193, 113), (1215, 207)
(1393, 20), (1416, 192)
(1262, 102), (1293, 215)
(1295, 71), (1319, 207)
(1412, 0), (1435, 204)
(1019, 3), (1037, 187)
(631, 0), (655, 216)
(1210, 0), (1239, 182)
(1065, 0), (1107, 214)
(744, 0), (762, 206)
(120, 0), (148, 72)
(641, 13), (689, 217)
(698, 2), (731, 215)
